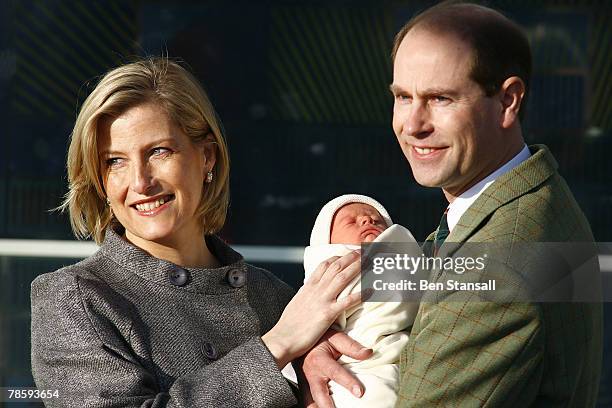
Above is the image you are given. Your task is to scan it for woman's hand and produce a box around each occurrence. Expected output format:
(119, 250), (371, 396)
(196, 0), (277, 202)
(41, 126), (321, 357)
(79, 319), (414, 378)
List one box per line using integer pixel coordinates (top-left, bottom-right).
(262, 250), (364, 368)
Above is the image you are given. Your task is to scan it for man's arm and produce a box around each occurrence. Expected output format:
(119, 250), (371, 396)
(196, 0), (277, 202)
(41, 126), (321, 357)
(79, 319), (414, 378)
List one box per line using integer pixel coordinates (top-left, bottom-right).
(396, 292), (544, 407)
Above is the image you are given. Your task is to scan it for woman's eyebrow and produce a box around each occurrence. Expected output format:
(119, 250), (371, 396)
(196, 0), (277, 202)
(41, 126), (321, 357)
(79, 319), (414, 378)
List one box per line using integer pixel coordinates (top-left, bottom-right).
(99, 138), (176, 156)
(99, 149), (122, 157)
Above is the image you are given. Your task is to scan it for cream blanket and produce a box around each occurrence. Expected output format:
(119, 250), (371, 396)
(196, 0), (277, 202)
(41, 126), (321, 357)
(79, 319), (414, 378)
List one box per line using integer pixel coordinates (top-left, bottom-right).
(303, 224), (420, 408)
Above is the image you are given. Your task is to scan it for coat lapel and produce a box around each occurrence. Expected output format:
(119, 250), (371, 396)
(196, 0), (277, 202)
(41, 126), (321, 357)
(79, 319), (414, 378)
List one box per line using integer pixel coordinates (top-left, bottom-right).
(442, 144), (559, 253)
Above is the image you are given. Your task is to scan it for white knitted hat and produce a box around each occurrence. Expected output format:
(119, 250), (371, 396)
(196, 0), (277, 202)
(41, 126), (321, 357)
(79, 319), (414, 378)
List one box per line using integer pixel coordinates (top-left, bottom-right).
(309, 194), (393, 246)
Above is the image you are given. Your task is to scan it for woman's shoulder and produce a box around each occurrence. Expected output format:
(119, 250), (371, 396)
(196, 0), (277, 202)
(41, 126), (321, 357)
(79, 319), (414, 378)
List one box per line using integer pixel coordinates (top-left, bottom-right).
(243, 263), (296, 310)
(245, 263), (294, 292)
(32, 256), (102, 296)
(31, 253), (130, 314)
(31, 254), (135, 343)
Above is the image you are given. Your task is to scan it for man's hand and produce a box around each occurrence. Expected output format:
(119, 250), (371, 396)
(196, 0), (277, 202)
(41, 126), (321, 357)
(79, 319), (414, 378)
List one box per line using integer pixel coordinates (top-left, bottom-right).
(297, 329), (373, 408)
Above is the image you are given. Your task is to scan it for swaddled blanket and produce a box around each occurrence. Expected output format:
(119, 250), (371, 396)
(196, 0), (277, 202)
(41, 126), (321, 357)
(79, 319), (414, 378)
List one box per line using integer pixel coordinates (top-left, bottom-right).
(302, 195), (420, 408)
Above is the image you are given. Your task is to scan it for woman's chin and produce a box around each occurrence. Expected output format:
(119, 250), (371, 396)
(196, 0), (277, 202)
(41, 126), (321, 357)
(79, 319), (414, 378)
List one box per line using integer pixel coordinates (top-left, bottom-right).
(125, 226), (178, 247)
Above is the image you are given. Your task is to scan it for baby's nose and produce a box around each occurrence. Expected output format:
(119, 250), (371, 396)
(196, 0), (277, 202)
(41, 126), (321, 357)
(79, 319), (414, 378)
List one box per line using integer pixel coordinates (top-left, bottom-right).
(360, 215), (374, 225)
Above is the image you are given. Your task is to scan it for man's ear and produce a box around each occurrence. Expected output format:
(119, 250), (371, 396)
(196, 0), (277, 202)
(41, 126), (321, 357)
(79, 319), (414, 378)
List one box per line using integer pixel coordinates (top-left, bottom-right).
(201, 132), (217, 174)
(499, 76), (525, 129)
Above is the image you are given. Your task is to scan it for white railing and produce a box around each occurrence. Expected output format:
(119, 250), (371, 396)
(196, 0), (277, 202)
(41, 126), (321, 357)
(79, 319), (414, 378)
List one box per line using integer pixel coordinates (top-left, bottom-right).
(0, 239), (305, 263)
(1, 239), (612, 272)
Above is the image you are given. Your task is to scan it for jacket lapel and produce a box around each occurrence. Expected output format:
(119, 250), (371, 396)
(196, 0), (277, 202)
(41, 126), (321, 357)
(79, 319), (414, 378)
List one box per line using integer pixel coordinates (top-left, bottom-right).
(443, 144), (558, 252)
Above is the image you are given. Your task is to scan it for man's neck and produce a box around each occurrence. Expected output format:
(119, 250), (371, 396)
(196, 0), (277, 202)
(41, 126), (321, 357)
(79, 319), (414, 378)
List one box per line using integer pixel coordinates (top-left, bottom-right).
(443, 139), (525, 204)
(443, 143), (532, 233)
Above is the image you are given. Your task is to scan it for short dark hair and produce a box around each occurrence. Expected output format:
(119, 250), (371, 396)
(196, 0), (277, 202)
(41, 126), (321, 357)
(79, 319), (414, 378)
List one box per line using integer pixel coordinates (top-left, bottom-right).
(392, 1), (532, 119)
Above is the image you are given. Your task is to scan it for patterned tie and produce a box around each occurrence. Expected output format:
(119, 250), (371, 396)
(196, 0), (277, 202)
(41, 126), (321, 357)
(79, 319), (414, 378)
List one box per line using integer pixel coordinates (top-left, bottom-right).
(433, 208), (450, 256)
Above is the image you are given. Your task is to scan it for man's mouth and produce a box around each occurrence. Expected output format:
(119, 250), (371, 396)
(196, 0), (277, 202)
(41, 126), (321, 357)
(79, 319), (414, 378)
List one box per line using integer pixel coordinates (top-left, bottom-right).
(132, 195), (175, 212)
(412, 145), (447, 157)
(415, 147), (435, 154)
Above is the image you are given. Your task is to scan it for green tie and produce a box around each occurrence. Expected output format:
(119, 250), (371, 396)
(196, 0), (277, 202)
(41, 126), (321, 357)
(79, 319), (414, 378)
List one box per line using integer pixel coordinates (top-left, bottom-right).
(434, 209), (450, 255)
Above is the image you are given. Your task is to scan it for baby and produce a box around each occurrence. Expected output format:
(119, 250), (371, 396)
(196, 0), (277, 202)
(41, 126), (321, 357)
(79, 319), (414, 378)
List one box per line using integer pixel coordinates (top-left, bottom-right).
(303, 194), (420, 408)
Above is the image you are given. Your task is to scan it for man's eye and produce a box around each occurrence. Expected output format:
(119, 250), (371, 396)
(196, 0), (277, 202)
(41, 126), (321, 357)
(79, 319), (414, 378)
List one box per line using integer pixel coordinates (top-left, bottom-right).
(432, 96), (451, 104)
(395, 94), (411, 103)
(151, 147), (171, 157)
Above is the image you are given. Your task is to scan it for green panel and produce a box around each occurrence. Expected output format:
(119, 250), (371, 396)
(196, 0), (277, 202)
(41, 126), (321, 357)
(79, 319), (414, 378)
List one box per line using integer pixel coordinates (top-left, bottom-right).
(13, 0), (137, 120)
(269, 5), (394, 125)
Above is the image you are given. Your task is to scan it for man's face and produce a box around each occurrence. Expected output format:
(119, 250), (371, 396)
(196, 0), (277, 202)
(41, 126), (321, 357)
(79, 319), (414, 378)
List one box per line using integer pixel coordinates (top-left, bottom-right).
(391, 28), (506, 198)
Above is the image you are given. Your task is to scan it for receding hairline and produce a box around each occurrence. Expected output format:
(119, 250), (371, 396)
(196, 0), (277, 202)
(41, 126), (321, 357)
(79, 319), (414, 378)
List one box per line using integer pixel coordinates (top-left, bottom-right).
(392, 3), (518, 62)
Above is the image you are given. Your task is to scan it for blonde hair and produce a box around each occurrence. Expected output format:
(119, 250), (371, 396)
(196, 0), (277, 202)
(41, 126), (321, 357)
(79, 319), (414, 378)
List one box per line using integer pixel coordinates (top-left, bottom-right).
(62, 57), (230, 244)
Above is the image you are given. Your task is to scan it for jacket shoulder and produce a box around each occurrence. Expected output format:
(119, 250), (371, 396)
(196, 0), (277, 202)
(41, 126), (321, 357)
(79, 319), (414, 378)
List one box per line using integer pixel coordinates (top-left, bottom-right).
(514, 172), (593, 241)
(31, 256), (134, 348)
(477, 171), (593, 243)
(242, 264), (295, 333)
(31, 257), (102, 299)
(246, 263), (295, 300)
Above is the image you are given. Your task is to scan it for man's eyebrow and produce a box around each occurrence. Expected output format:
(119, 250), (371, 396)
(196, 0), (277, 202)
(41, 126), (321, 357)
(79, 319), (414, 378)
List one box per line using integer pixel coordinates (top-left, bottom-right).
(389, 84), (459, 98)
(420, 87), (460, 97)
(389, 84), (405, 94)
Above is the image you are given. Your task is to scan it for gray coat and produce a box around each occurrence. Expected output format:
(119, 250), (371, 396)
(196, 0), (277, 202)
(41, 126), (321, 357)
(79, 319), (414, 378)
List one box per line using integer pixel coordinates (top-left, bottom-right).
(31, 226), (298, 407)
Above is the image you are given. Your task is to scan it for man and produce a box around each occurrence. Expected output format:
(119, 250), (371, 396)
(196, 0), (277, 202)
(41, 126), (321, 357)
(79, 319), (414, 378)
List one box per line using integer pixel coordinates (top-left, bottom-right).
(300, 2), (603, 407)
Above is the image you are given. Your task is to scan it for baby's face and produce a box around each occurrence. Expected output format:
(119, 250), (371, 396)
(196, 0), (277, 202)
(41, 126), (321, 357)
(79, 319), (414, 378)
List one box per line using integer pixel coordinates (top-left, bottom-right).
(330, 203), (388, 245)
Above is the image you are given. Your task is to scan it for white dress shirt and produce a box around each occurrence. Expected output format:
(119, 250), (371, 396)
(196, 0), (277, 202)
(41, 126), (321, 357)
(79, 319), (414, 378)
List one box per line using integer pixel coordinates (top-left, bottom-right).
(447, 144), (531, 232)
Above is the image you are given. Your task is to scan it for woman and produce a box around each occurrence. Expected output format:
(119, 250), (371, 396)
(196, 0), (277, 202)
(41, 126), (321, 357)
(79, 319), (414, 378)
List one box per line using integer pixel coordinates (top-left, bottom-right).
(30, 57), (363, 407)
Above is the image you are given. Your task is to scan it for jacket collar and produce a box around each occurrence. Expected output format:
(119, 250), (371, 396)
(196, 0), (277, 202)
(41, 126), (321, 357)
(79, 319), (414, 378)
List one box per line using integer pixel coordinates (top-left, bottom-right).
(97, 225), (248, 294)
(443, 144), (557, 248)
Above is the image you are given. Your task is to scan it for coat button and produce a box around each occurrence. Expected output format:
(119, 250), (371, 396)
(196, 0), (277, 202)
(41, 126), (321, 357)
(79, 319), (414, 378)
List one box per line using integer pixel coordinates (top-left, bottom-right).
(168, 267), (189, 286)
(202, 342), (218, 360)
(226, 268), (246, 288)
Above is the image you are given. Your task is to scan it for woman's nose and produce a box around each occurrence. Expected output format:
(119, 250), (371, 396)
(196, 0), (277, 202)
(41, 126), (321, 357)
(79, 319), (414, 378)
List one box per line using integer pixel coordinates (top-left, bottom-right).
(130, 163), (155, 194)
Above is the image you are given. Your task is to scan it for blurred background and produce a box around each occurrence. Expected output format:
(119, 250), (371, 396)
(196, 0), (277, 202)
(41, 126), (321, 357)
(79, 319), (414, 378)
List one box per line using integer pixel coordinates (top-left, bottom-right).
(0, 0), (611, 406)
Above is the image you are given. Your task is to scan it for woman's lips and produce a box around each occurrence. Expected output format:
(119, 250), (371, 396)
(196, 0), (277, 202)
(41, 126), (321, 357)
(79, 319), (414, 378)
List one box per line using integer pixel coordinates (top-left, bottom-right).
(132, 195), (175, 216)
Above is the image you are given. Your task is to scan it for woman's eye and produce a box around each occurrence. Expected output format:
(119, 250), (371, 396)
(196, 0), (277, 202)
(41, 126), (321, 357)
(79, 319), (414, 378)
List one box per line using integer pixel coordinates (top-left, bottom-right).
(105, 157), (123, 168)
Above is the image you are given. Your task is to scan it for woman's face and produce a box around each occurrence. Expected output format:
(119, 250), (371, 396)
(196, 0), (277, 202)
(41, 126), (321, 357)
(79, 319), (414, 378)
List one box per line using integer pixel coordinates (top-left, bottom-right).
(97, 102), (215, 249)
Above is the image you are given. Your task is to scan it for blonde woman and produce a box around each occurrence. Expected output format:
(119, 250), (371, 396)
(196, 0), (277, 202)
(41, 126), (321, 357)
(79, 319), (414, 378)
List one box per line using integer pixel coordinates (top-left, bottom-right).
(30, 58), (365, 407)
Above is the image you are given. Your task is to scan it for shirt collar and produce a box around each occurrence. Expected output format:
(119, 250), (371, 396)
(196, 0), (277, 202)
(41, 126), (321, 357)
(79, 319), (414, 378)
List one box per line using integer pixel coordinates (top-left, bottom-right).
(447, 144), (531, 232)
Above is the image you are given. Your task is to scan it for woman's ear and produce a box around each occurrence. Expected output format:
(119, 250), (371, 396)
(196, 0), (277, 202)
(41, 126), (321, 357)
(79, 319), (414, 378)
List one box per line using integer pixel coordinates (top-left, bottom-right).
(201, 132), (217, 174)
(499, 76), (525, 129)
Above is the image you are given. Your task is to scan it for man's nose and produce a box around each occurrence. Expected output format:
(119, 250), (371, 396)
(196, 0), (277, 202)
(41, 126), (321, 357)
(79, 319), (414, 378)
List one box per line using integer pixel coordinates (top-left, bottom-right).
(405, 102), (433, 138)
(130, 162), (155, 194)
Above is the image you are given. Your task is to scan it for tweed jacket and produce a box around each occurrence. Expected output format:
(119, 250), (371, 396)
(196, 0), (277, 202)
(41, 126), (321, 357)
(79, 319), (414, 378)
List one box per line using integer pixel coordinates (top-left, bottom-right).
(31, 226), (298, 407)
(396, 145), (603, 407)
